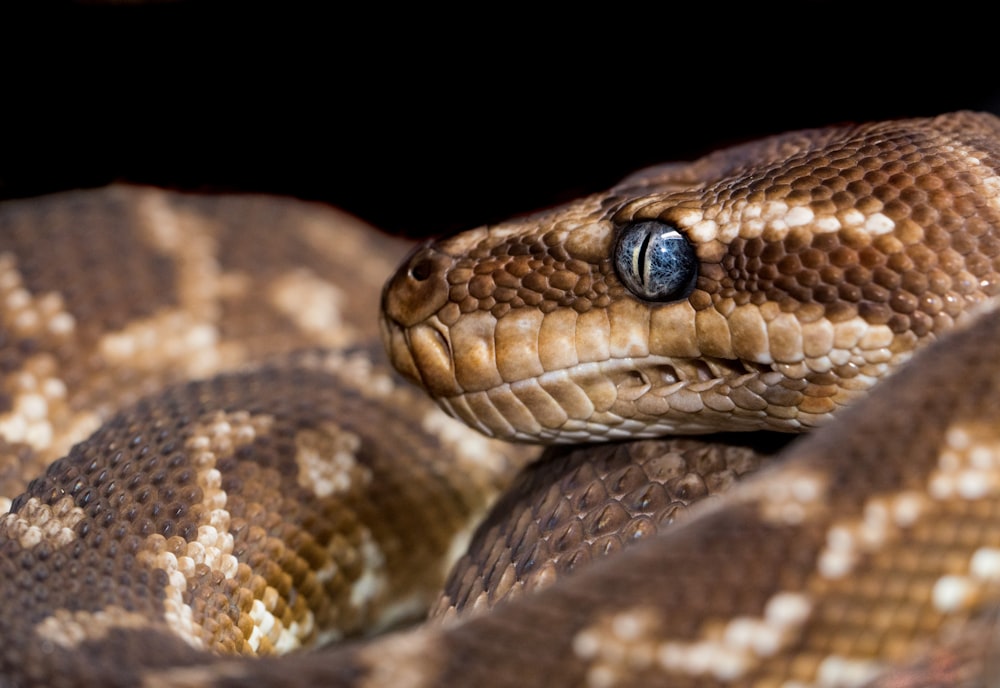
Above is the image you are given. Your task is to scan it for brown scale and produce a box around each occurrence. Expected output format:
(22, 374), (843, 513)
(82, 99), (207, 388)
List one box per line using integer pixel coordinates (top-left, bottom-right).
(0, 193), (186, 495)
(447, 233), (615, 321)
(386, 117), (1000, 432)
(0, 190), (181, 336)
(399, 115), (1000, 351)
(383, 114), (1000, 444)
(180, 191), (409, 352)
(622, 121), (1000, 332)
(0, 350), (518, 685)
(5, 116), (1000, 687)
(432, 433), (792, 622)
(718, 216), (1000, 339)
(0, 186), (415, 500)
(348, 303), (1000, 688)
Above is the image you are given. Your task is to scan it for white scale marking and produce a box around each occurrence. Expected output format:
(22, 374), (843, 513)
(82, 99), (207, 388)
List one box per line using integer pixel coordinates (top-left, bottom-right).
(573, 593), (813, 686)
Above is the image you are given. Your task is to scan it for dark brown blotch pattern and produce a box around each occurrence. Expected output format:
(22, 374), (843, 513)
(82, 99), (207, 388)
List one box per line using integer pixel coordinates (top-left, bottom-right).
(0, 351), (510, 683)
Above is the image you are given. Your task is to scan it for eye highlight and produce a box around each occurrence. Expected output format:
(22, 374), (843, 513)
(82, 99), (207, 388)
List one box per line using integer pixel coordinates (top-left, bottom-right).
(613, 220), (698, 301)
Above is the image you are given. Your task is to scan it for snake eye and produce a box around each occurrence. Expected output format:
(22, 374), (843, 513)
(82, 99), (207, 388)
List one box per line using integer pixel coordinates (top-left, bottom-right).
(613, 220), (698, 301)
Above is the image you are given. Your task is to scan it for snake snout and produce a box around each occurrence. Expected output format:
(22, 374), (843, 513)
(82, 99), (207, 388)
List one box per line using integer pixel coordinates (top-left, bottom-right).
(380, 242), (462, 396)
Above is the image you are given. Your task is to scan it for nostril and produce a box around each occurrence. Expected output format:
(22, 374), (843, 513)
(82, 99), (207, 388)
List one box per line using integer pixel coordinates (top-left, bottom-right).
(382, 244), (451, 328)
(409, 257), (434, 281)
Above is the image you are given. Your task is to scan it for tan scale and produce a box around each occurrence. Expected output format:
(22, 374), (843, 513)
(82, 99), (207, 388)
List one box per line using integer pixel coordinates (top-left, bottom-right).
(383, 113), (1000, 442)
(0, 186), (536, 686)
(3, 113), (1000, 687)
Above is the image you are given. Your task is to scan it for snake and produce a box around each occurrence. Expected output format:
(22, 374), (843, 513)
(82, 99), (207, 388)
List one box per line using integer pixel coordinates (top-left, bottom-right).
(0, 110), (999, 687)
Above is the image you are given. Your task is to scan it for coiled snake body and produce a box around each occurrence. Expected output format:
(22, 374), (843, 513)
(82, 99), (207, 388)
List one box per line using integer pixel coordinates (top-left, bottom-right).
(2, 111), (1000, 686)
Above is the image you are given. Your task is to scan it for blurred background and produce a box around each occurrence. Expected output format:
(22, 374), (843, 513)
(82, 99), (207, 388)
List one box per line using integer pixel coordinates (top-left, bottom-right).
(4, 2), (998, 240)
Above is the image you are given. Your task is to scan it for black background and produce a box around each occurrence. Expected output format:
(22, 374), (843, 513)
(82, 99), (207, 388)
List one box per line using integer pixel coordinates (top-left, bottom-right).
(5, 2), (998, 240)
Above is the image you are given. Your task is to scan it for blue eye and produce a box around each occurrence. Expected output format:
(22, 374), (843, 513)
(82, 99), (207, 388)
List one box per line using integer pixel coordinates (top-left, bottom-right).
(614, 221), (698, 301)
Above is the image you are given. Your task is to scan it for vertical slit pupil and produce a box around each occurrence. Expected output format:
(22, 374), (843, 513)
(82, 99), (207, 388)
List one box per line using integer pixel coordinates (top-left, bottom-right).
(636, 230), (651, 286)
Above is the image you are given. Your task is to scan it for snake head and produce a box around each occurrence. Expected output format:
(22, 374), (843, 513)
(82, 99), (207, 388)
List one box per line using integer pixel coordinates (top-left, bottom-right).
(381, 113), (1000, 443)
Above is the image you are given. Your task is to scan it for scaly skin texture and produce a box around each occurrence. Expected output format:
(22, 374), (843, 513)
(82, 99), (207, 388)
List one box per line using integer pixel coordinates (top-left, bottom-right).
(2, 113), (1000, 687)
(0, 187), (535, 687)
(155, 300), (1000, 688)
(382, 112), (1000, 441)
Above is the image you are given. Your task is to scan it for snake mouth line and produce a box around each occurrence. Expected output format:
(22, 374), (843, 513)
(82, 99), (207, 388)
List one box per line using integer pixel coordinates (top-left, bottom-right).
(384, 312), (799, 441)
(640, 356), (773, 386)
(476, 355), (774, 401)
(432, 355), (783, 442)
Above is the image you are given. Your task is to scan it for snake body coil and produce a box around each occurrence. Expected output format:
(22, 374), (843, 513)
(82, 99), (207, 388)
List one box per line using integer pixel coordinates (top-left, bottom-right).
(2, 112), (1000, 687)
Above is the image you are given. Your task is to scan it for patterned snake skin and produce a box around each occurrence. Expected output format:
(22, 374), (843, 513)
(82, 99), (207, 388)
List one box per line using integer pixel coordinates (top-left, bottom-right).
(2, 112), (1000, 687)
